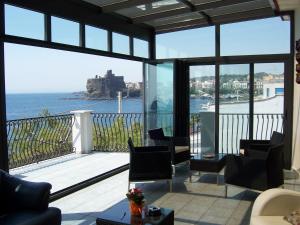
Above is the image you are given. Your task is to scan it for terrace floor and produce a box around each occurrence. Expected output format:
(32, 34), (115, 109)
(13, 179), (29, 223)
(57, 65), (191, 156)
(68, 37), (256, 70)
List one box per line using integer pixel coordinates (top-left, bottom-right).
(10, 152), (129, 192)
(50, 166), (300, 225)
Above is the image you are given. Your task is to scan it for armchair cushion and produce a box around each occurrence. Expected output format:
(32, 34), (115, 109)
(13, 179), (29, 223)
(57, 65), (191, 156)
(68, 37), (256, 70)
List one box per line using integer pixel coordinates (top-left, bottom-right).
(1, 171), (51, 213)
(175, 146), (189, 153)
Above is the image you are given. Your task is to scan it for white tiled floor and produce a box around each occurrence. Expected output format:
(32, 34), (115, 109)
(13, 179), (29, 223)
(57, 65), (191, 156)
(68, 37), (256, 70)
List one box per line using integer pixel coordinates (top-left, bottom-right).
(49, 167), (265, 225)
(10, 152), (129, 192)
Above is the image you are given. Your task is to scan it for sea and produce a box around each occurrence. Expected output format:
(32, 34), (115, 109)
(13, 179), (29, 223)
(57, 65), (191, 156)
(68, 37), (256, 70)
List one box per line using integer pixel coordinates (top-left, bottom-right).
(5, 93), (283, 121)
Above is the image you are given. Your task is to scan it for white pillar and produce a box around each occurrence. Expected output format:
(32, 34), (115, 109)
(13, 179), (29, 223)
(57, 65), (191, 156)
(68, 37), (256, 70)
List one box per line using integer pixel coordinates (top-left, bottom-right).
(118, 91), (122, 113)
(70, 110), (93, 154)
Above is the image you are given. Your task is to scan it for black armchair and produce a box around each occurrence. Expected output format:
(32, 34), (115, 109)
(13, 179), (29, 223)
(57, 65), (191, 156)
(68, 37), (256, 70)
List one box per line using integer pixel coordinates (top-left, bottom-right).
(148, 128), (190, 165)
(224, 132), (285, 197)
(0, 170), (61, 225)
(128, 138), (173, 192)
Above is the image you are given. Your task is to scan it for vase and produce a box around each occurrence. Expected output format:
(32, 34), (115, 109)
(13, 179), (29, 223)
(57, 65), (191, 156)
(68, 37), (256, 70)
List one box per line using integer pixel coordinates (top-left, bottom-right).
(129, 201), (143, 216)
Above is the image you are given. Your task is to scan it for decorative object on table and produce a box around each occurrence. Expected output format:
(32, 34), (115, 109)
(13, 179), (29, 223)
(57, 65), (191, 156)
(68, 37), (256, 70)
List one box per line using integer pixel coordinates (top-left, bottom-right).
(126, 188), (145, 216)
(148, 206), (162, 217)
(202, 152), (215, 158)
(296, 39), (300, 84)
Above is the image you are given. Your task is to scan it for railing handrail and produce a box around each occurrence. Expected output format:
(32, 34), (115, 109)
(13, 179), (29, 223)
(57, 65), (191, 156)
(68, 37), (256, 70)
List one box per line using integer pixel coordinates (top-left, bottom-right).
(7, 113), (74, 123)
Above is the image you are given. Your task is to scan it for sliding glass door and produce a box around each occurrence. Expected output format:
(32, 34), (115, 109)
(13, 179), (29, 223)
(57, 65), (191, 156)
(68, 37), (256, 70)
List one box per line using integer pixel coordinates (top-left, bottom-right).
(144, 62), (174, 137)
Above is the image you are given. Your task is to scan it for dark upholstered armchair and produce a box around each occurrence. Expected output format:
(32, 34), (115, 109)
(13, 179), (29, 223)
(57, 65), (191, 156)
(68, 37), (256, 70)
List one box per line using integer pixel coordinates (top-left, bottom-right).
(148, 128), (190, 165)
(128, 138), (173, 192)
(0, 170), (61, 225)
(224, 132), (285, 197)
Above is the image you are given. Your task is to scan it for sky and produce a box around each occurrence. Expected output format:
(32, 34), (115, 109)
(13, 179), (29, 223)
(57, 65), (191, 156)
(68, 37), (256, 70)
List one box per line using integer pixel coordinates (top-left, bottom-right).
(4, 4), (290, 94)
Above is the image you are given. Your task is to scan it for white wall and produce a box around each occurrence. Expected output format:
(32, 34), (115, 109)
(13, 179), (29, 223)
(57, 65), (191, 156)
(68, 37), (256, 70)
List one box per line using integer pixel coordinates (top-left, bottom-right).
(292, 6), (300, 171)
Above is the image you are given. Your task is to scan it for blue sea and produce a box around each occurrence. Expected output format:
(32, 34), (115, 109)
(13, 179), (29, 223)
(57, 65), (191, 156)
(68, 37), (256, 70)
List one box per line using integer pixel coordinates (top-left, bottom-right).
(6, 93), (210, 121)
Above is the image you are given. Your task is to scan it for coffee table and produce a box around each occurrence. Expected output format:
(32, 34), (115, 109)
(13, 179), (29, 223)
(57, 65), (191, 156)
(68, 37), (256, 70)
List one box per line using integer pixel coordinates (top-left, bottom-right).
(96, 200), (174, 225)
(189, 153), (226, 185)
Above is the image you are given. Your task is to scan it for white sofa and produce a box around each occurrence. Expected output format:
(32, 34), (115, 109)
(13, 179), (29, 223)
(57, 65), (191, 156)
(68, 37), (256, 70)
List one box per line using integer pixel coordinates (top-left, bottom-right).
(250, 188), (300, 225)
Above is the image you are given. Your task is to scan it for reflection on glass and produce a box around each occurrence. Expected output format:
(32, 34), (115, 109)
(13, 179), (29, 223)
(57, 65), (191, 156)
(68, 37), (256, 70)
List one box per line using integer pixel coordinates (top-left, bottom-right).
(133, 38), (149, 58)
(189, 66), (215, 154)
(113, 32), (129, 55)
(51, 16), (79, 46)
(145, 63), (173, 136)
(5, 4), (44, 40)
(221, 17), (290, 56)
(156, 26), (215, 59)
(254, 63), (284, 139)
(219, 64), (249, 154)
(85, 25), (107, 51)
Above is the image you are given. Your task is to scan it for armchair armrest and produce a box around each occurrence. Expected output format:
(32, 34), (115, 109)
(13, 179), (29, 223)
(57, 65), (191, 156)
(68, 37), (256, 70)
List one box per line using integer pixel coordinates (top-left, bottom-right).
(3, 173), (51, 212)
(240, 139), (270, 149)
(134, 145), (169, 152)
(251, 188), (300, 217)
(172, 137), (189, 146)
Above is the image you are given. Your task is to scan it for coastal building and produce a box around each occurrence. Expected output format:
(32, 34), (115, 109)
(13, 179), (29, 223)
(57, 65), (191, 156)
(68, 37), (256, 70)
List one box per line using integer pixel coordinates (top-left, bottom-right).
(86, 70), (126, 98)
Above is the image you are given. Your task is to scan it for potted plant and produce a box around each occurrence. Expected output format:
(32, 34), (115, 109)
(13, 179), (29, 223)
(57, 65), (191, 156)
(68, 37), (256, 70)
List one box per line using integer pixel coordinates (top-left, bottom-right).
(126, 188), (145, 216)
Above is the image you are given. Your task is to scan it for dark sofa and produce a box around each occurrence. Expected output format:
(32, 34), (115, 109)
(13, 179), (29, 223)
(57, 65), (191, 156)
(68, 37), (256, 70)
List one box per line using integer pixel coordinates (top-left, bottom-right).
(0, 170), (61, 225)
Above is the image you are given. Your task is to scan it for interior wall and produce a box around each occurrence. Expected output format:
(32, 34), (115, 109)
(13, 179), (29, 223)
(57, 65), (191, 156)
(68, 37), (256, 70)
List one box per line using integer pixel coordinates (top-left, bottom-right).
(292, 6), (300, 172)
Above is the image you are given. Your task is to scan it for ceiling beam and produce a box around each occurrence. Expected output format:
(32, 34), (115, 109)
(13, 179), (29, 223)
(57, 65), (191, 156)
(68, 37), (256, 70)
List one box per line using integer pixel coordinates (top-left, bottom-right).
(156, 7), (273, 33)
(134, 0), (260, 23)
(101, 0), (160, 13)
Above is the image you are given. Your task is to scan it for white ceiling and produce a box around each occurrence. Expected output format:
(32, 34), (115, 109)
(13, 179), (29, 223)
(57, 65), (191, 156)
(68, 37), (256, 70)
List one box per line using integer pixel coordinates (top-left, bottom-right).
(277, 0), (300, 10)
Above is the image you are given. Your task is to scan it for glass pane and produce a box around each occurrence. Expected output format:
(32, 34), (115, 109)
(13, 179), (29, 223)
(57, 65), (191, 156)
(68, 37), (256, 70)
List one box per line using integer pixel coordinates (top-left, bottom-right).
(190, 65), (215, 155)
(134, 38), (149, 58)
(51, 16), (79, 46)
(113, 32), (129, 55)
(5, 4), (44, 40)
(254, 63), (284, 139)
(219, 64), (250, 154)
(221, 17), (290, 56)
(156, 26), (215, 58)
(85, 25), (108, 51)
(145, 63), (174, 136)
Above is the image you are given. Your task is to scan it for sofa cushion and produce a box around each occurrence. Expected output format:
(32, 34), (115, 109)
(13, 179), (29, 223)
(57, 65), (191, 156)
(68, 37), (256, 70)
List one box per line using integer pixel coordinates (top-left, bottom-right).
(175, 146), (189, 153)
(284, 210), (300, 225)
(0, 208), (61, 225)
(251, 216), (290, 225)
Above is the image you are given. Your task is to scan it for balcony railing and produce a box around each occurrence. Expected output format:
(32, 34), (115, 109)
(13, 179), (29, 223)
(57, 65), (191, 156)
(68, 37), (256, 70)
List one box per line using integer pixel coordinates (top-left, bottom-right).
(190, 113), (285, 155)
(92, 113), (143, 152)
(6, 112), (284, 169)
(7, 114), (74, 169)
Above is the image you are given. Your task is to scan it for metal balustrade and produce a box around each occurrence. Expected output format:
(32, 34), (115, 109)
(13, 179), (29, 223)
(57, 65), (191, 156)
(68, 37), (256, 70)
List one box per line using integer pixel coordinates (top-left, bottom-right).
(6, 112), (284, 169)
(190, 113), (285, 155)
(7, 114), (74, 169)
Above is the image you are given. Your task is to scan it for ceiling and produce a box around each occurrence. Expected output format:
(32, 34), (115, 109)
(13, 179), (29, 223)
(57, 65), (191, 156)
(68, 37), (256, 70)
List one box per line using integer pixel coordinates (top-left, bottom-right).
(81, 0), (276, 33)
(277, 0), (300, 10)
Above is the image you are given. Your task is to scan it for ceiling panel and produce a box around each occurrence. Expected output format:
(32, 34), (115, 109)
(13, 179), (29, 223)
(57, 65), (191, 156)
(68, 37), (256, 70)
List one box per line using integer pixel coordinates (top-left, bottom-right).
(116, 0), (187, 18)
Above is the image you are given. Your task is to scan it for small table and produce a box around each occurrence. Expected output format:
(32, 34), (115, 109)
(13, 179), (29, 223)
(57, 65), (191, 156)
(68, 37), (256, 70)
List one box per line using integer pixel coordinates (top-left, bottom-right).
(96, 200), (174, 225)
(189, 153), (226, 185)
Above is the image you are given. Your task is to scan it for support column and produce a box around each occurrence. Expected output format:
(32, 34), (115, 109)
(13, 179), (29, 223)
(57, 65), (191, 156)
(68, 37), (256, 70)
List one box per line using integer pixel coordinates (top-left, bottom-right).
(70, 110), (93, 154)
(292, 7), (300, 172)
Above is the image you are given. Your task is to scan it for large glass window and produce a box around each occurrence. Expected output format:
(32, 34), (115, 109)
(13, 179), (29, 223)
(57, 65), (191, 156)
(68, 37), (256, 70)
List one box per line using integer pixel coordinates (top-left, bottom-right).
(113, 32), (129, 55)
(254, 63), (284, 139)
(221, 17), (290, 56)
(145, 63), (174, 136)
(189, 65), (215, 155)
(85, 25), (108, 51)
(51, 16), (79, 46)
(156, 26), (215, 59)
(134, 38), (149, 58)
(219, 64), (249, 154)
(5, 4), (44, 40)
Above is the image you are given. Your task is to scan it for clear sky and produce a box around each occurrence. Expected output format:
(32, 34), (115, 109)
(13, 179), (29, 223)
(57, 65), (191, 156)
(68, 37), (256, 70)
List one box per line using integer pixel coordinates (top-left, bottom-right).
(4, 4), (291, 94)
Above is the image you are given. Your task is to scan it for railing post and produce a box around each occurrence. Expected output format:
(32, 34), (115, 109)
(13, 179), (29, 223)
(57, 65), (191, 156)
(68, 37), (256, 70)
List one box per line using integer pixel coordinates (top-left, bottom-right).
(70, 110), (94, 154)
